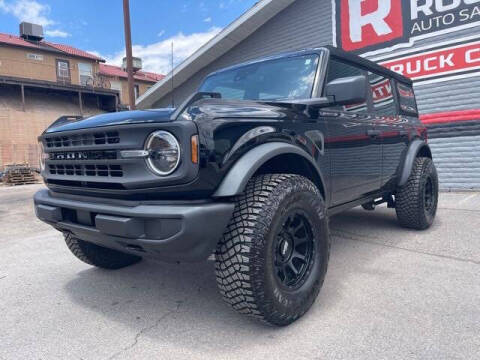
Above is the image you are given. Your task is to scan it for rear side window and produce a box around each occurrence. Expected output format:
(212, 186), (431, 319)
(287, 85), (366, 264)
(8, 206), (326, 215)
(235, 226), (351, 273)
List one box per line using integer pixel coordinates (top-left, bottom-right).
(325, 59), (368, 113)
(368, 72), (396, 116)
(397, 83), (418, 115)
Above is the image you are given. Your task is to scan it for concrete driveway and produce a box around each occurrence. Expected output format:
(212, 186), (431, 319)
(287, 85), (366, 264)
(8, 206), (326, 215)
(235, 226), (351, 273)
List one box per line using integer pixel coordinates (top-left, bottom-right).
(0, 184), (479, 360)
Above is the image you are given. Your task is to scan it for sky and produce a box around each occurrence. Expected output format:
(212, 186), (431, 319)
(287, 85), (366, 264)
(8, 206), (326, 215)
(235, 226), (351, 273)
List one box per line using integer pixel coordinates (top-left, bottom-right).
(0, 0), (258, 74)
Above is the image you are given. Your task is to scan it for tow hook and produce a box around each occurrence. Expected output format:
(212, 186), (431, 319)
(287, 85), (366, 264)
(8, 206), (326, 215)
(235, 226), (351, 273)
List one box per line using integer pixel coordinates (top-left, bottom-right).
(362, 194), (396, 211)
(386, 195), (396, 209)
(363, 202), (376, 211)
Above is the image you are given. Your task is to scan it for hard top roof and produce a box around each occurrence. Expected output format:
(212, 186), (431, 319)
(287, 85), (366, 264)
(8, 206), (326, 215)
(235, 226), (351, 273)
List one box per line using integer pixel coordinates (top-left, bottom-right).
(324, 46), (412, 85)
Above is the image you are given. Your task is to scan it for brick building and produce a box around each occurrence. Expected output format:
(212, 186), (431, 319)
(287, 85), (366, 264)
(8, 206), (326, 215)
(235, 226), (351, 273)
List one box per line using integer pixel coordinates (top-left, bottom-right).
(0, 23), (163, 169)
(98, 63), (163, 106)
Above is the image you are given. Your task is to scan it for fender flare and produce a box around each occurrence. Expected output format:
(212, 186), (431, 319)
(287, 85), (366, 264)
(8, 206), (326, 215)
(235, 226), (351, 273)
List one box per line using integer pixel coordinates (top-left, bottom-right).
(398, 139), (432, 187)
(213, 142), (326, 198)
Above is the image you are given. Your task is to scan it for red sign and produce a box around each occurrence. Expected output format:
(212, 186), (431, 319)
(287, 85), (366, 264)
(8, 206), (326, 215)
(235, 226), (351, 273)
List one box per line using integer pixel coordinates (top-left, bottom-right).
(335, 0), (480, 55)
(339, 0), (403, 52)
(380, 41), (480, 81)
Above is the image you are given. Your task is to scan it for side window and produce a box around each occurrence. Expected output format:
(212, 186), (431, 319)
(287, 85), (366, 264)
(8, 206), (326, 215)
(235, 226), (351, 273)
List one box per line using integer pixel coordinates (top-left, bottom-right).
(134, 84), (140, 99)
(78, 63), (93, 86)
(368, 72), (396, 116)
(397, 83), (418, 115)
(325, 59), (367, 113)
(110, 80), (122, 99)
(56, 59), (70, 83)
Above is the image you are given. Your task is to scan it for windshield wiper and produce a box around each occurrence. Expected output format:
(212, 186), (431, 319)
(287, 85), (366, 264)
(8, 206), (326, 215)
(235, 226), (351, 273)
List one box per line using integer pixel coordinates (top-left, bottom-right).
(170, 92), (222, 120)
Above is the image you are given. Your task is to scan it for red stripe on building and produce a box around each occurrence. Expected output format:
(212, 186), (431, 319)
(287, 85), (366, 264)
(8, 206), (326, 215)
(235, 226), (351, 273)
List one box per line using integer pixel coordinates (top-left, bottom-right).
(380, 40), (480, 80)
(420, 109), (480, 124)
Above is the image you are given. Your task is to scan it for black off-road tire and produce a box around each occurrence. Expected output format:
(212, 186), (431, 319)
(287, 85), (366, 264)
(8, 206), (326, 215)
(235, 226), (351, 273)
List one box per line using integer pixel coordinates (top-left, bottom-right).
(64, 234), (142, 269)
(395, 157), (438, 230)
(215, 174), (330, 326)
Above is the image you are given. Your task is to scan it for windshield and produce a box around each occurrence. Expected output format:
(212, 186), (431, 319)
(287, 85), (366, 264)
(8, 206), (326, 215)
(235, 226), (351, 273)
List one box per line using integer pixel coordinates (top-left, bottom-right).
(199, 54), (320, 101)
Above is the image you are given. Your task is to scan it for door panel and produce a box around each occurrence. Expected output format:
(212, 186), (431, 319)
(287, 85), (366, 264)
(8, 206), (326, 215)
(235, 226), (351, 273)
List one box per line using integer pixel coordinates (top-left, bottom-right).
(325, 110), (382, 206)
(368, 75), (409, 189)
(379, 117), (410, 188)
(323, 58), (382, 206)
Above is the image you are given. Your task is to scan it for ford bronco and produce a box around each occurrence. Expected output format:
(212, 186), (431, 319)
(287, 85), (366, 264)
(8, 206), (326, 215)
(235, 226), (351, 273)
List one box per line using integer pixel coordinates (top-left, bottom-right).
(34, 46), (438, 326)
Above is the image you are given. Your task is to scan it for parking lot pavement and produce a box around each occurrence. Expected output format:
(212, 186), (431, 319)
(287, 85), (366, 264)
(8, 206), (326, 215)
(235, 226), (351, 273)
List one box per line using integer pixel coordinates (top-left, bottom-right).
(0, 185), (479, 360)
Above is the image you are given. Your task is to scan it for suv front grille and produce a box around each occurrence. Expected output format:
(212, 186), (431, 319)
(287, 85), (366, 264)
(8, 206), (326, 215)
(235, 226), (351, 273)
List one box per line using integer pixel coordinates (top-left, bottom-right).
(49, 150), (117, 161)
(41, 123), (198, 194)
(45, 131), (120, 148)
(49, 164), (123, 177)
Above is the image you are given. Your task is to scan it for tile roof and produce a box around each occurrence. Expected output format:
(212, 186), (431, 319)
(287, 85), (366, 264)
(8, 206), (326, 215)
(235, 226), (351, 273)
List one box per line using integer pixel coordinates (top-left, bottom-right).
(99, 63), (164, 83)
(0, 32), (163, 82)
(0, 32), (104, 62)
(44, 41), (104, 61)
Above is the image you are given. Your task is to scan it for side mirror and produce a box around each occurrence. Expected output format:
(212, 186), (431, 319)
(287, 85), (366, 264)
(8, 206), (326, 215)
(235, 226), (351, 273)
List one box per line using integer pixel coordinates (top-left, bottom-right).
(325, 75), (367, 106)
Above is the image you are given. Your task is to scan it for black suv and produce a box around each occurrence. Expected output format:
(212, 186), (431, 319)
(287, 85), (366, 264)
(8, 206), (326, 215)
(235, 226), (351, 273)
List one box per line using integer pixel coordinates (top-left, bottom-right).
(34, 46), (438, 326)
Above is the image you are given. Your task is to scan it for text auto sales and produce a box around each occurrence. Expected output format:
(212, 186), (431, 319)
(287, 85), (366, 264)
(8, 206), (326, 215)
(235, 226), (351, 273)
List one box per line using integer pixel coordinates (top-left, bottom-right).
(411, 0), (480, 34)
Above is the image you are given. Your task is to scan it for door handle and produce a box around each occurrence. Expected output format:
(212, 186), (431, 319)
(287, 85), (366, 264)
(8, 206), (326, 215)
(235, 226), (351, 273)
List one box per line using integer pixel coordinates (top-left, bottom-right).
(367, 130), (381, 137)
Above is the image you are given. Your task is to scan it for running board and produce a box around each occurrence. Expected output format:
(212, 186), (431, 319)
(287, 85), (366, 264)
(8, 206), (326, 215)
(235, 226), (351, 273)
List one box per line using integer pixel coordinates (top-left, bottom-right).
(327, 192), (394, 216)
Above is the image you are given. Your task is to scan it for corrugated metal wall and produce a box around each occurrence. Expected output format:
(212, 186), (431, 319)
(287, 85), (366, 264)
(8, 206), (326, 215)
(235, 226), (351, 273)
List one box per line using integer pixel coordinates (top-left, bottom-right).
(153, 0), (480, 190)
(428, 122), (480, 190)
(415, 78), (480, 190)
(415, 78), (480, 114)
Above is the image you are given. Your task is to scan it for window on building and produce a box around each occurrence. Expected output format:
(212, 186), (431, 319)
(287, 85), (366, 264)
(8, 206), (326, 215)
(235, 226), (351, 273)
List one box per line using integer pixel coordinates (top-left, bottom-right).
(368, 72), (396, 116)
(134, 84), (140, 99)
(56, 59), (70, 82)
(78, 63), (93, 86)
(324, 58), (368, 113)
(110, 80), (122, 100)
(397, 83), (418, 115)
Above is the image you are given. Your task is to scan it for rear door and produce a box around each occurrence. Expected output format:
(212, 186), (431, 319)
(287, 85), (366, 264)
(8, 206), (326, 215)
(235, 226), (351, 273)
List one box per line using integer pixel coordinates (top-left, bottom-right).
(323, 58), (382, 206)
(368, 73), (410, 189)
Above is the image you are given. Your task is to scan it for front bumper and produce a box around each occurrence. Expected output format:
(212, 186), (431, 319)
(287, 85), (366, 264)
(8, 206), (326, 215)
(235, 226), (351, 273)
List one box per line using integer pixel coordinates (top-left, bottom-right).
(34, 189), (235, 262)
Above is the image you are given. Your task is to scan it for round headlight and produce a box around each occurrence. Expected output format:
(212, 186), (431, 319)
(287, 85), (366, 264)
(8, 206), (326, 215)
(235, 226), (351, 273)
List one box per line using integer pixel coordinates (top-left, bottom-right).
(145, 131), (181, 176)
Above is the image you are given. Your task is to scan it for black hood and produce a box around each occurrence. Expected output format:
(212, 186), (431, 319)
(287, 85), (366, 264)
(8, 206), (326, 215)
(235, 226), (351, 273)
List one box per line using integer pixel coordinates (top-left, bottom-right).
(188, 98), (298, 121)
(44, 109), (176, 134)
(44, 98), (299, 135)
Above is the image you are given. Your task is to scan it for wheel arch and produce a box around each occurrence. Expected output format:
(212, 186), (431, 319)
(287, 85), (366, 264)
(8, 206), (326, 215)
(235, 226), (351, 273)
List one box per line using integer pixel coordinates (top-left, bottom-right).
(398, 139), (433, 187)
(212, 142), (327, 200)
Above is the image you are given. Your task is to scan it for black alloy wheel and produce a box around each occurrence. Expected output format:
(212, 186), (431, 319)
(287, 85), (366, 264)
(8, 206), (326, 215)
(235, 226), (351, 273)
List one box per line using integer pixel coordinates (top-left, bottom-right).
(215, 174), (330, 326)
(274, 210), (315, 289)
(395, 157), (438, 230)
(423, 176), (435, 214)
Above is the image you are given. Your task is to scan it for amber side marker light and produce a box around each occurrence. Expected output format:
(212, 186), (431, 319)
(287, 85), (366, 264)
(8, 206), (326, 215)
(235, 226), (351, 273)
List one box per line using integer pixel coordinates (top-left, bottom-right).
(191, 135), (199, 164)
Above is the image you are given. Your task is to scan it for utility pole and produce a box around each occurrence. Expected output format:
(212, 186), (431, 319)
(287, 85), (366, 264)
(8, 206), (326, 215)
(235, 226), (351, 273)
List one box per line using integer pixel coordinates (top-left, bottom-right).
(171, 42), (174, 108)
(123, 0), (136, 110)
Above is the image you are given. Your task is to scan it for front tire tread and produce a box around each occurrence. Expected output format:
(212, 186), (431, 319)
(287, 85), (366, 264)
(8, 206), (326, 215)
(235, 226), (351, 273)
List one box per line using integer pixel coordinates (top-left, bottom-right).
(64, 234), (142, 269)
(215, 174), (329, 326)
